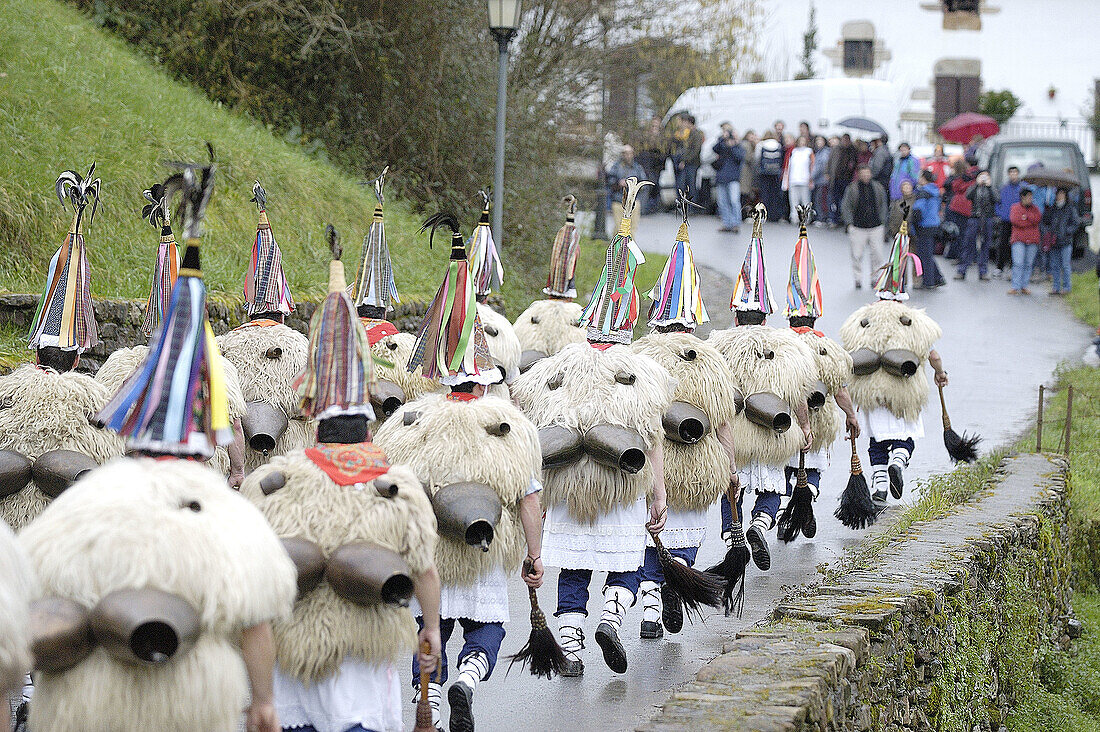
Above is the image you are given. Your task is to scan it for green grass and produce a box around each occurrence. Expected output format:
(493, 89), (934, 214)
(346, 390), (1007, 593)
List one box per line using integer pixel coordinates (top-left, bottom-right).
(0, 0), (663, 314)
(1068, 270), (1099, 332)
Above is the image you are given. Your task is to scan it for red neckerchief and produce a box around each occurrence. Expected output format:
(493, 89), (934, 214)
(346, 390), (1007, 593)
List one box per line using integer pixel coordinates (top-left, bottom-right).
(589, 342), (615, 351)
(359, 318), (400, 346)
(304, 442), (391, 486)
(792, 326), (825, 338)
(237, 318), (282, 330)
(446, 392), (478, 402)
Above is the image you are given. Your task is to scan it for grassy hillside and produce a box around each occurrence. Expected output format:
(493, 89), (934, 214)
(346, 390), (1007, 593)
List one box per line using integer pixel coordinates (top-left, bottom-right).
(0, 0), (664, 313)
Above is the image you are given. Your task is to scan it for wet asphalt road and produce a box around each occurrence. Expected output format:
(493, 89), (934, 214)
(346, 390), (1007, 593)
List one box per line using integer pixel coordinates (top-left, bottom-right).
(409, 213), (1092, 732)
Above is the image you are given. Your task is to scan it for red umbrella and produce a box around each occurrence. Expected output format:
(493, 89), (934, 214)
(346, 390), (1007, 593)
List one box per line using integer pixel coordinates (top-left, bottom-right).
(937, 113), (1000, 144)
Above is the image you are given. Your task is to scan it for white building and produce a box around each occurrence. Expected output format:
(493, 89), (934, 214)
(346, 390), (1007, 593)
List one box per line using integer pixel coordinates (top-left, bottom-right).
(755, 0), (1098, 161)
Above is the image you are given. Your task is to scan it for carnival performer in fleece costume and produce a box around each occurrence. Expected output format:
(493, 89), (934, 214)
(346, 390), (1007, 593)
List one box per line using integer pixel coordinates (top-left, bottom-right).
(376, 212), (543, 732)
(27, 159), (297, 732)
(350, 168), (442, 414)
(242, 229), (442, 732)
(840, 216), (947, 506)
(512, 196), (587, 372)
(709, 204), (815, 572)
(93, 181), (246, 484)
(466, 191), (521, 397)
(0, 166), (124, 531)
(214, 180), (313, 471)
(0, 522), (34, 732)
(783, 206), (858, 517)
(512, 178), (673, 677)
(630, 194), (739, 638)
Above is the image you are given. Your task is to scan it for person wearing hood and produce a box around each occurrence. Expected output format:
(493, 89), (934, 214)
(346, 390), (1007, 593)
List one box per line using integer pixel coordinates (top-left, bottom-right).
(1042, 188), (1080, 296)
(889, 143), (922, 201)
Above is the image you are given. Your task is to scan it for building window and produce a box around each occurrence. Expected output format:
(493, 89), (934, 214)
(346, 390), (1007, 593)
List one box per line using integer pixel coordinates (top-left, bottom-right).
(843, 40), (874, 73)
(944, 0), (979, 12)
(934, 74), (981, 128)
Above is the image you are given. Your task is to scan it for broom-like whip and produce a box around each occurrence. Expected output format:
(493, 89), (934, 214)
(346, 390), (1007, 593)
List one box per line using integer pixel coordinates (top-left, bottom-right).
(506, 558), (568, 679)
(649, 530), (724, 621)
(834, 424), (879, 530)
(413, 639), (435, 732)
(938, 382), (980, 463)
(703, 481), (750, 617)
(777, 450), (816, 543)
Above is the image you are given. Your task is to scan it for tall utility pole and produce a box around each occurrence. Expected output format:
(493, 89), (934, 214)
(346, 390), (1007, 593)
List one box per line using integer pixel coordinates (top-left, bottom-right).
(488, 0), (523, 247)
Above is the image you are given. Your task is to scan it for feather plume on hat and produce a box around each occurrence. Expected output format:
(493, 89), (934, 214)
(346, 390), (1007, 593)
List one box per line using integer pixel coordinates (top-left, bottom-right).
(140, 183), (180, 337)
(351, 166), (400, 314)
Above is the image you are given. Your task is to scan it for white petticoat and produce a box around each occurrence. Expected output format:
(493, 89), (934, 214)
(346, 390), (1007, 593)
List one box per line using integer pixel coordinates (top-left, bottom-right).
(409, 564), (510, 624)
(788, 446), (830, 472)
(739, 462), (786, 496)
(542, 496), (647, 573)
(862, 407), (924, 441)
(275, 658), (403, 732)
(646, 507), (707, 549)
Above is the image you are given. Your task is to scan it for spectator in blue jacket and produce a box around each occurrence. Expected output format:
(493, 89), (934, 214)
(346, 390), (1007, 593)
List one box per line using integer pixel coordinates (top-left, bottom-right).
(712, 122), (746, 233)
(993, 166), (1023, 276)
(888, 143), (922, 200)
(912, 169), (945, 289)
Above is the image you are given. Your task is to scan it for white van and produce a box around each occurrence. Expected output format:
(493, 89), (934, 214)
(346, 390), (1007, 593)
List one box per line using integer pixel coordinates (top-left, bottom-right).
(661, 78), (902, 206)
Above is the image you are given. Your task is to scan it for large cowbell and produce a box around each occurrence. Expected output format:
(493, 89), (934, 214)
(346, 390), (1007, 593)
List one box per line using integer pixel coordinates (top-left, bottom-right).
(432, 482), (502, 552)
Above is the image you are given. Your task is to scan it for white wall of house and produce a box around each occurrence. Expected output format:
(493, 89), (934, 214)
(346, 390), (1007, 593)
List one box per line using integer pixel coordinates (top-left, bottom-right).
(754, 1), (1097, 155)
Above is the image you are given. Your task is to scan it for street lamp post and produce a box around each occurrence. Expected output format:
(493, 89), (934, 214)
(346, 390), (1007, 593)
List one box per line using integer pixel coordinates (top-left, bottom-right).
(488, 0), (523, 248)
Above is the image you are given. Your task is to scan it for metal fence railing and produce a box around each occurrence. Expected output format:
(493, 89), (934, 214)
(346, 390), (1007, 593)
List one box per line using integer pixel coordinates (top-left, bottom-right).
(897, 118), (1096, 165)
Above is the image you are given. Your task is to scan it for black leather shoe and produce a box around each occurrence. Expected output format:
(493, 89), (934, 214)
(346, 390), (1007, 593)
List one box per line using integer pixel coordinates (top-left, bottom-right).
(448, 682), (475, 732)
(640, 620), (663, 639)
(561, 657), (584, 677)
(661, 585), (684, 634)
(888, 464), (904, 499)
(803, 512), (818, 539)
(746, 525), (771, 571)
(595, 621), (628, 673)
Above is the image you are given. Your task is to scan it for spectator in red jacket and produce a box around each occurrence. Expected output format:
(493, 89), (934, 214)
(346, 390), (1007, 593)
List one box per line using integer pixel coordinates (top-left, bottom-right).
(1008, 188), (1042, 295)
(924, 143), (952, 189)
(944, 159), (976, 259)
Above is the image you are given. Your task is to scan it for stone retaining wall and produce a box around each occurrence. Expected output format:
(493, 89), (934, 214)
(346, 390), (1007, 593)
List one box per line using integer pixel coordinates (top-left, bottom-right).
(0, 292), (504, 373)
(642, 453), (1072, 732)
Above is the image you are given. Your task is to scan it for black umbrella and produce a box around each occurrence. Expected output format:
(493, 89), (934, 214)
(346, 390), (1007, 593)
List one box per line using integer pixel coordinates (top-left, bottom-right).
(837, 116), (888, 137)
(1022, 169), (1080, 190)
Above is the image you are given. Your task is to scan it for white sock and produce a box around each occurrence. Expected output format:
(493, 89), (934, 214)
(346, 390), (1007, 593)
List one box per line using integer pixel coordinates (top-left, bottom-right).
(872, 466), (889, 496)
(750, 511), (774, 533)
(412, 681), (443, 728)
(889, 446), (911, 470)
(600, 586), (633, 632)
(557, 612), (586, 660)
(454, 651), (489, 691)
(640, 580), (661, 623)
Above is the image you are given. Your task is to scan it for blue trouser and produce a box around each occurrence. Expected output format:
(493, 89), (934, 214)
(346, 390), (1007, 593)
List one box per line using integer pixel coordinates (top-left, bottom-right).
(715, 180), (742, 228)
(287, 726), (375, 732)
(676, 164), (699, 202)
(556, 567), (640, 616)
(411, 616), (505, 686)
(1011, 241), (1039, 290)
(784, 466), (821, 494)
(945, 210), (968, 258)
(720, 491), (783, 533)
(868, 437), (915, 466)
(829, 179), (848, 224)
(915, 226), (945, 287)
(1050, 245), (1072, 292)
(958, 217), (994, 276)
(637, 545), (699, 584)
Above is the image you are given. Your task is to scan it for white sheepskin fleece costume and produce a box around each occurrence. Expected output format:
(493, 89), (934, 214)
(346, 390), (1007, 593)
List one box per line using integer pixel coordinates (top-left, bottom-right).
(476, 303), (521, 398)
(370, 331), (442, 406)
(242, 457), (437, 682)
(510, 342), (674, 523)
(0, 521), (35, 698)
(0, 365), (124, 529)
(632, 331), (738, 512)
(707, 326), (816, 466)
(375, 392), (539, 586)
(840, 300), (942, 423)
(19, 457), (296, 732)
(793, 328), (854, 453)
(217, 323), (315, 471)
(95, 346), (247, 477)
(512, 299), (586, 356)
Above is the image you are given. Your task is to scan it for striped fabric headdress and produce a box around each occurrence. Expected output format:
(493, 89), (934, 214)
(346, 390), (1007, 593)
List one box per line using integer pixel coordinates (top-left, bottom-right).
(730, 203), (776, 314)
(579, 177), (651, 344)
(28, 165), (101, 354)
(294, 225), (376, 421)
(244, 181), (296, 317)
(351, 166), (400, 314)
(140, 183), (180, 337)
(408, 213), (497, 386)
(467, 190), (503, 301)
(785, 204), (823, 319)
(96, 152), (233, 458)
(544, 194), (580, 299)
(874, 203), (922, 301)
(647, 192), (709, 330)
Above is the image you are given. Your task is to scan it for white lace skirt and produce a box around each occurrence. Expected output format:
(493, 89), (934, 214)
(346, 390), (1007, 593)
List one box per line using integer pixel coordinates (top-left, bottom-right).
(646, 507), (707, 550)
(862, 407), (924, 442)
(542, 496), (648, 573)
(409, 564), (510, 623)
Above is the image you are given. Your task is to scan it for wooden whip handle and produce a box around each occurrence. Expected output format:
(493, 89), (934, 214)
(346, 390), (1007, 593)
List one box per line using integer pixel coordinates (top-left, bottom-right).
(849, 424), (863, 475)
(414, 640), (433, 732)
(937, 383), (952, 430)
(796, 449), (808, 489)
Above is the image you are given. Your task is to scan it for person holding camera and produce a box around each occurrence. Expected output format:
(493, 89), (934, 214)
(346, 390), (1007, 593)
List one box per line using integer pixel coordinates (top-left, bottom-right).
(712, 122), (746, 232)
(956, 170), (999, 281)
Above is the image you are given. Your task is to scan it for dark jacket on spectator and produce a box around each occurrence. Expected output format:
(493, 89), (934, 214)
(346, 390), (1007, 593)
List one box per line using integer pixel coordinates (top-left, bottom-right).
(1009, 202), (1042, 244)
(1042, 201), (1081, 249)
(712, 136), (746, 184)
(828, 143), (857, 185)
(841, 179), (888, 229)
(965, 183), (999, 220)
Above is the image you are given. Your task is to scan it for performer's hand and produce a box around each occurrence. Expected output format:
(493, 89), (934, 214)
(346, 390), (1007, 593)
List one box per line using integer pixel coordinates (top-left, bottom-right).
(648, 497), (667, 534)
(522, 557), (544, 589)
(245, 701), (279, 732)
(228, 472), (245, 489)
(418, 627), (442, 675)
(935, 370), (948, 388)
(802, 426), (814, 451)
(845, 413), (861, 438)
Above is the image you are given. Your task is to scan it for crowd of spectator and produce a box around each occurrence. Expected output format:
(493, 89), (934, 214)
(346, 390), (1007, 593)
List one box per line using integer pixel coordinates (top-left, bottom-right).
(611, 114), (1082, 297)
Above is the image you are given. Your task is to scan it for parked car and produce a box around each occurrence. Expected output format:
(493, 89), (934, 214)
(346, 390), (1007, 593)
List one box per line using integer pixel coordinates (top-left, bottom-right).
(977, 137), (1094, 257)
